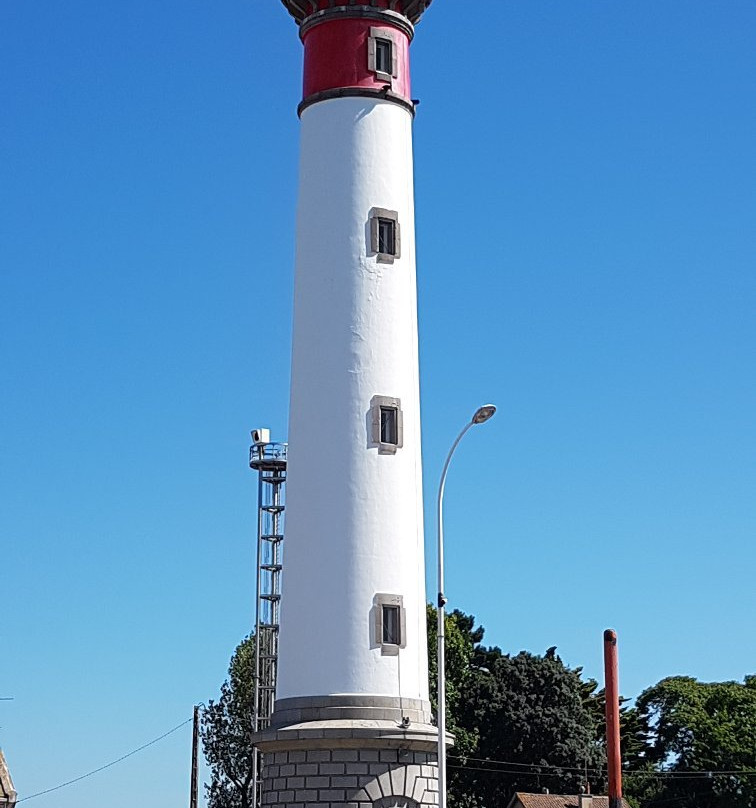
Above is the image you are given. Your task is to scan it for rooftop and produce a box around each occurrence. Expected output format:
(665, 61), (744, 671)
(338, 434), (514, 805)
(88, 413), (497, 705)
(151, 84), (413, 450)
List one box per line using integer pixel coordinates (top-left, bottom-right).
(507, 794), (632, 808)
(0, 750), (17, 808)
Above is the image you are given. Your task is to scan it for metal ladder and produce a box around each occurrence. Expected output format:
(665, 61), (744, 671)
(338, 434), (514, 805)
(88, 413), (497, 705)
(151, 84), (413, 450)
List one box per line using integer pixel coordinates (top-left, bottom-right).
(249, 438), (287, 807)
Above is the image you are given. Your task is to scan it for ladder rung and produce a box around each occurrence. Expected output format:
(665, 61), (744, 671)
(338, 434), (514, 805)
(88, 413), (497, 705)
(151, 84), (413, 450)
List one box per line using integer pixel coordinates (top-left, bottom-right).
(262, 505), (284, 512)
(261, 564), (283, 571)
(261, 534), (283, 541)
(261, 594), (281, 601)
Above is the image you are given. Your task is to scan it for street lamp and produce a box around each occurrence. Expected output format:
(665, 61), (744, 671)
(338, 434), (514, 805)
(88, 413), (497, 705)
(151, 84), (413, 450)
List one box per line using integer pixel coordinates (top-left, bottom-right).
(436, 404), (496, 808)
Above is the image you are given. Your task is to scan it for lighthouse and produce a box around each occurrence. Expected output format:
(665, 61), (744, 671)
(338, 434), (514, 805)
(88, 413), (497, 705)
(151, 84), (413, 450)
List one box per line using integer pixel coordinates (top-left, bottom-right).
(253, 2), (440, 807)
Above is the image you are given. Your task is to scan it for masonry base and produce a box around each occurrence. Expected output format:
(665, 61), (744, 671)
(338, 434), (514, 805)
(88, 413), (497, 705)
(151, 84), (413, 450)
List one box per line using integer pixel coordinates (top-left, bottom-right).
(253, 697), (445, 808)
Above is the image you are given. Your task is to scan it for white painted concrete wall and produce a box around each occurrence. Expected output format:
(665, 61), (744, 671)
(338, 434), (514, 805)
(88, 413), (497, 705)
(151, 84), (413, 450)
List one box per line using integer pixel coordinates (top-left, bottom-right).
(278, 96), (429, 702)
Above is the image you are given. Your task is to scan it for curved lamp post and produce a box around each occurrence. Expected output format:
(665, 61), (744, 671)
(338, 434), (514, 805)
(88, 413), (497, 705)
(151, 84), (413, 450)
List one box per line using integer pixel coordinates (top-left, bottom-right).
(436, 404), (496, 808)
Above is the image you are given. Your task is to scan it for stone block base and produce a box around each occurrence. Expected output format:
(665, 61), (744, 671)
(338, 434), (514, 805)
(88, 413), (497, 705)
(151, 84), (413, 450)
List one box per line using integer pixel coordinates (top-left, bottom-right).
(253, 696), (445, 808)
(262, 747), (438, 808)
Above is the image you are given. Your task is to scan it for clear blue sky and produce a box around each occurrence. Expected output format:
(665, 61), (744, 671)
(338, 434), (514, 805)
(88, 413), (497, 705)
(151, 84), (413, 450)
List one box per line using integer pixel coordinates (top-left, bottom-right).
(2, 1), (754, 806)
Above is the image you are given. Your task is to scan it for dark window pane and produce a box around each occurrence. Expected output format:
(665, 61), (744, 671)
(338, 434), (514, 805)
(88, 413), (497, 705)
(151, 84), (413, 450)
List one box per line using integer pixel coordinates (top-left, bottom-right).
(380, 406), (398, 444)
(378, 218), (395, 255)
(376, 39), (392, 75)
(382, 605), (400, 645)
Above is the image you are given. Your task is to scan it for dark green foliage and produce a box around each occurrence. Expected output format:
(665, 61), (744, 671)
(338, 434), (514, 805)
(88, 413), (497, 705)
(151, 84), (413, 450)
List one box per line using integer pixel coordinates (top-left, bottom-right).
(201, 634), (257, 808)
(428, 607), (605, 808)
(634, 675), (756, 808)
(574, 679), (651, 800)
(458, 648), (604, 805)
(427, 605), (485, 760)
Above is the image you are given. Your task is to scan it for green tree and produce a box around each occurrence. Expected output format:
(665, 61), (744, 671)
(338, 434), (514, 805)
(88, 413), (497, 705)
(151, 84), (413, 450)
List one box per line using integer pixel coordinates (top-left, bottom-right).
(428, 607), (605, 808)
(427, 605), (485, 760)
(201, 634), (257, 808)
(584, 685), (659, 806)
(634, 675), (756, 808)
(462, 647), (604, 805)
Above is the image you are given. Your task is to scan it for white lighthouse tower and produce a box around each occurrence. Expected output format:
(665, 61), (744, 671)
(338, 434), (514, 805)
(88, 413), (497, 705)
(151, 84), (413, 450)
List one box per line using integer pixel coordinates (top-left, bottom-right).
(254, 2), (440, 807)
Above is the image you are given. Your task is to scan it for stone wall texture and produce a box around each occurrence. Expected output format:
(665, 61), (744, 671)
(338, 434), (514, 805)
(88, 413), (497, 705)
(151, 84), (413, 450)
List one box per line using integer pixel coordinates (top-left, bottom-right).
(262, 747), (439, 808)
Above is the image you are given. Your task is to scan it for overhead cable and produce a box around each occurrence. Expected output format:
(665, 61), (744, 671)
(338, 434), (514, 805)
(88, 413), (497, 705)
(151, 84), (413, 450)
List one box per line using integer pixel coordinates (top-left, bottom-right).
(17, 716), (193, 803)
(447, 756), (756, 780)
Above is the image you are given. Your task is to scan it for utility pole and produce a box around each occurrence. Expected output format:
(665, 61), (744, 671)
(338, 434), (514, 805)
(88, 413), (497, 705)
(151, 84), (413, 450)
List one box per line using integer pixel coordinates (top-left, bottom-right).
(604, 629), (623, 808)
(190, 705), (199, 808)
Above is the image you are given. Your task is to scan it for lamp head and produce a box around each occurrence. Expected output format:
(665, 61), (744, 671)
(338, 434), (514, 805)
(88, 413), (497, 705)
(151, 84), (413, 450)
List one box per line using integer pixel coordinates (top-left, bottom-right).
(472, 404), (496, 424)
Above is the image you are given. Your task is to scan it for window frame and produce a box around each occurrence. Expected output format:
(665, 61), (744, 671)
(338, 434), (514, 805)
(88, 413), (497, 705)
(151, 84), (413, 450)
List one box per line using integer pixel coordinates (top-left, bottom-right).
(367, 27), (398, 82)
(375, 37), (393, 76)
(380, 405), (399, 446)
(382, 603), (401, 645)
(377, 217), (396, 257)
(369, 208), (401, 264)
(373, 593), (406, 655)
(370, 395), (403, 454)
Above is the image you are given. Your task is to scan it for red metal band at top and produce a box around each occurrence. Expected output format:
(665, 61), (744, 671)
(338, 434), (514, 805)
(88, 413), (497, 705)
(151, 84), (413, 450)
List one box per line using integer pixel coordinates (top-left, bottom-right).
(302, 17), (412, 104)
(281, 1), (433, 27)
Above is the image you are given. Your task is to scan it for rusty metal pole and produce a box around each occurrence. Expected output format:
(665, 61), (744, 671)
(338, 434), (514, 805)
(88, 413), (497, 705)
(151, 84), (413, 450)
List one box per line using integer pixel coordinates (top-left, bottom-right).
(190, 705), (199, 808)
(603, 629), (623, 808)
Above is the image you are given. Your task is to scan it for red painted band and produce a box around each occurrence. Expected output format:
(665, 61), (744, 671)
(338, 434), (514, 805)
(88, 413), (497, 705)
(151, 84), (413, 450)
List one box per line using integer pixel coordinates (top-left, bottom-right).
(302, 17), (411, 102)
(303, 0), (397, 12)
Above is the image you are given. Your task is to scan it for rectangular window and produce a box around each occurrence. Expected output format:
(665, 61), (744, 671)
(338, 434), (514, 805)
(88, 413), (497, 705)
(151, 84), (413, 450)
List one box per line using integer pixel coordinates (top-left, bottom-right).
(370, 395), (403, 453)
(377, 218), (396, 257)
(380, 406), (398, 445)
(368, 27), (398, 80)
(373, 593), (406, 654)
(375, 38), (393, 76)
(369, 208), (401, 263)
(382, 604), (401, 646)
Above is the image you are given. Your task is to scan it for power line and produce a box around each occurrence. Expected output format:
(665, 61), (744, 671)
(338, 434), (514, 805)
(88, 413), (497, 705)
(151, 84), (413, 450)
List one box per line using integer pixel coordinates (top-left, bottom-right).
(447, 756), (756, 780)
(449, 756), (593, 774)
(17, 716), (193, 803)
(448, 762), (572, 777)
(449, 761), (756, 780)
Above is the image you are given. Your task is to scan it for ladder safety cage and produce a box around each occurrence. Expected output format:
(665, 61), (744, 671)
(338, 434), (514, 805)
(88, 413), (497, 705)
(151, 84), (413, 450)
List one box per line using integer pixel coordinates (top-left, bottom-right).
(249, 435), (287, 808)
